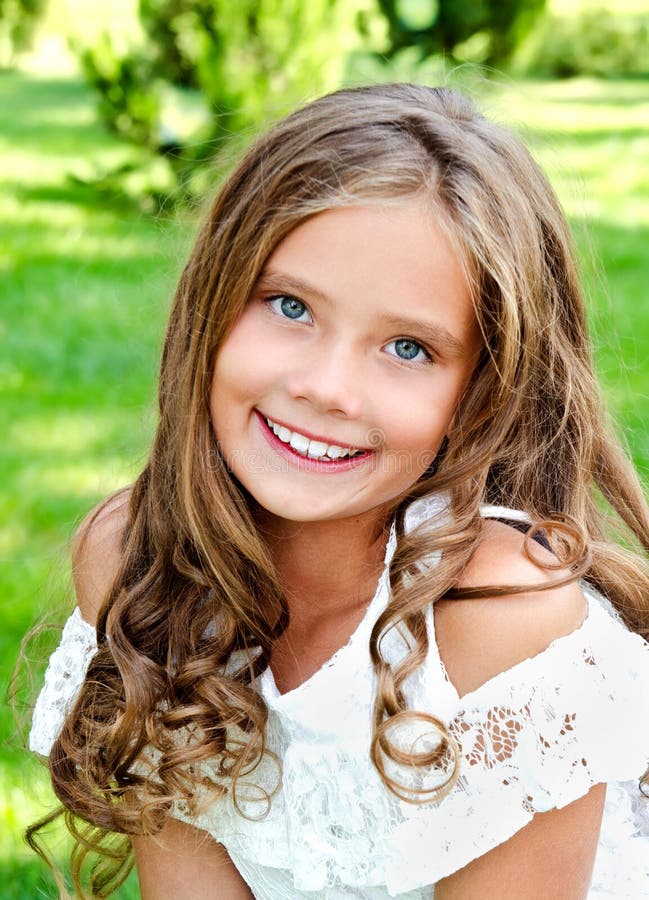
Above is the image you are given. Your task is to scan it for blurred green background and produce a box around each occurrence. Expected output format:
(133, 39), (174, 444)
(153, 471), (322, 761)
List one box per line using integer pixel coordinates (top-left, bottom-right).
(2, 0), (649, 896)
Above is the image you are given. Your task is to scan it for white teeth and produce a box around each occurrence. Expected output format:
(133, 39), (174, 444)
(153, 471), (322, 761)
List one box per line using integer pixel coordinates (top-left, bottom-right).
(289, 432), (310, 454)
(307, 440), (328, 458)
(326, 445), (345, 459)
(265, 417), (361, 461)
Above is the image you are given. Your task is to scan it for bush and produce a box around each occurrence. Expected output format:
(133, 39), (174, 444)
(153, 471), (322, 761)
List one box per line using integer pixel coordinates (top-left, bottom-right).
(0, 0), (45, 67)
(519, 8), (649, 78)
(75, 0), (386, 206)
(377, 0), (546, 67)
(78, 34), (160, 148)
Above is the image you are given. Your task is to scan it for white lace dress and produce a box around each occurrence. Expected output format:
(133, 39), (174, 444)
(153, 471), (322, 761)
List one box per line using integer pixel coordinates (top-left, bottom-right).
(31, 498), (649, 898)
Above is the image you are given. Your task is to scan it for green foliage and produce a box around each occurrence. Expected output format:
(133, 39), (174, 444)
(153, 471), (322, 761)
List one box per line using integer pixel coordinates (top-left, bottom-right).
(0, 0), (45, 66)
(73, 0), (555, 204)
(376, 0), (546, 66)
(75, 0), (383, 204)
(139, 0), (204, 88)
(78, 34), (160, 147)
(519, 7), (649, 78)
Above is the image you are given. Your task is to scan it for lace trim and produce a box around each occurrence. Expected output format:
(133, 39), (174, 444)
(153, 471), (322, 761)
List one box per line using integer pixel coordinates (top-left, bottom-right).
(173, 591), (649, 894)
(28, 498), (649, 895)
(29, 608), (97, 756)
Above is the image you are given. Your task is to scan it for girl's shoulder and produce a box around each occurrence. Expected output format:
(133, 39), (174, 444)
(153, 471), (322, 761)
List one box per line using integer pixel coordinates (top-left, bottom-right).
(72, 487), (131, 626)
(29, 489), (130, 756)
(434, 518), (587, 698)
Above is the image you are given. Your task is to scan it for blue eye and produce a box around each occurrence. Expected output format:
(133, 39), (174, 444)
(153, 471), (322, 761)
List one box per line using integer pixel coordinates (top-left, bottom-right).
(386, 338), (430, 364)
(267, 295), (312, 322)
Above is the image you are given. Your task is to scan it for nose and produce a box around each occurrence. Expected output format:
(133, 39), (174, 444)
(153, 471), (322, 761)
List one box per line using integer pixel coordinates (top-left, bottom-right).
(286, 341), (365, 419)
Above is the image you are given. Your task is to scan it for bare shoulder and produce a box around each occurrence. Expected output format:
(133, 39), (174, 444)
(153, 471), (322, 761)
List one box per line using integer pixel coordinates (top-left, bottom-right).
(71, 487), (132, 626)
(133, 817), (254, 899)
(434, 520), (587, 697)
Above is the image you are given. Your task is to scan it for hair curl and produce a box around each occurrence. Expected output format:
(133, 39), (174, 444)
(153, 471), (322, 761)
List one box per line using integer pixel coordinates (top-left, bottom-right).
(29, 84), (649, 896)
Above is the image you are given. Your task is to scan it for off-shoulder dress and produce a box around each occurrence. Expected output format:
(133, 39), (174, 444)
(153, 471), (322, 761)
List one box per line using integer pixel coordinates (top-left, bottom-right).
(30, 498), (649, 898)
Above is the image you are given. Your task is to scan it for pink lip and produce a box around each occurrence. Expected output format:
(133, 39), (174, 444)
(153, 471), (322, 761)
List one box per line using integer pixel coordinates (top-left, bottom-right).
(255, 411), (374, 473)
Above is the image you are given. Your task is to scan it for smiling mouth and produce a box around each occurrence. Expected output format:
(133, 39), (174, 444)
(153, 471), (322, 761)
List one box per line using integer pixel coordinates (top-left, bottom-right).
(264, 415), (366, 461)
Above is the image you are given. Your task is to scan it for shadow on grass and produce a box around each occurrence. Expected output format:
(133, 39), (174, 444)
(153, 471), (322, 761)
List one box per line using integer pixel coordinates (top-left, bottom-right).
(14, 180), (147, 216)
(0, 72), (105, 136)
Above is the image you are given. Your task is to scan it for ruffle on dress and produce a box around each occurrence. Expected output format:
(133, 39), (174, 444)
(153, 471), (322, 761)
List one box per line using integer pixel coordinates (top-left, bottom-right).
(29, 497), (649, 898)
(166, 587), (649, 898)
(29, 607), (97, 757)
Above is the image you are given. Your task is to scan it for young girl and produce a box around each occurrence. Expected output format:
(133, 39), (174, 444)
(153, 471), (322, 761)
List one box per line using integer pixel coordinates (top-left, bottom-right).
(30, 83), (649, 898)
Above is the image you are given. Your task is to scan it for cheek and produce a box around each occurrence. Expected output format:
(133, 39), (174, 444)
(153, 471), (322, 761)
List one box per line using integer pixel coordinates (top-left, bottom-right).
(211, 318), (266, 407)
(380, 375), (463, 448)
(369, 409), (442, 484)
(210, 340), (248, 438)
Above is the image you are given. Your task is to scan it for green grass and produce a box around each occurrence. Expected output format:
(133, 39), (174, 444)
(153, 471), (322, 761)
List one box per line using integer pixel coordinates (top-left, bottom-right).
(1, 64), (648, 897)
(0, 69), (186, 898)
(484, 78), (649, 473)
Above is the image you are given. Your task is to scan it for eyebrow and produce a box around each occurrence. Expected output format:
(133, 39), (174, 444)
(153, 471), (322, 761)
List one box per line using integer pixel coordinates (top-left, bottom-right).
(257, 270), (468, 358)
(380, 315), (466, 358)
(257, 272), (330, 305)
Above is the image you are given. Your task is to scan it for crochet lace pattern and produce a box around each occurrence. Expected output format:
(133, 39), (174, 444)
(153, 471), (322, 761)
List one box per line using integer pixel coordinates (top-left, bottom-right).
(30, 499), (649, 898)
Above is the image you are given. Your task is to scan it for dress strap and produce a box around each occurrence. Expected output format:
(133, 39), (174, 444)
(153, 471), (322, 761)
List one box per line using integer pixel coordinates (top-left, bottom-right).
(479, 504), (551, 551)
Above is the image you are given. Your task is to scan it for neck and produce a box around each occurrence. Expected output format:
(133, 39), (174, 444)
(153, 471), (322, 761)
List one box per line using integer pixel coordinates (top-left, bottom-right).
(258, 508), (392, 625)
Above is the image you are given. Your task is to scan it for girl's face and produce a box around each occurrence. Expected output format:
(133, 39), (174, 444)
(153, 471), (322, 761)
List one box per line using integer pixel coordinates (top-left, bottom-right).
(210, 201), (480, 527)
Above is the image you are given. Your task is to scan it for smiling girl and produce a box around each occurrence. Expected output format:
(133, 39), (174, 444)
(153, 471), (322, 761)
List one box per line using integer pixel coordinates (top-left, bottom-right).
(29, 84), (649, 898)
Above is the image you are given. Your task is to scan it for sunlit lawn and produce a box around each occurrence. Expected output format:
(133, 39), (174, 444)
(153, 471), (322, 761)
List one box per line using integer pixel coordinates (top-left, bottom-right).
(0, 70), (186, 898)
(2, 63), (648, 896)
(485, 77), (649, 469)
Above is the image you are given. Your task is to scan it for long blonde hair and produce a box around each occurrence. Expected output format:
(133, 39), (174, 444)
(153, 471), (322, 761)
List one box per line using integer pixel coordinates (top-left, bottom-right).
(31, 83), (649, 896)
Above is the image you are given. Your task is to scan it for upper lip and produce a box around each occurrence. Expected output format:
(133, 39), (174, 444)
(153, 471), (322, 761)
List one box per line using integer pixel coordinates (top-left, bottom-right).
(257, 410), (371, 452)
